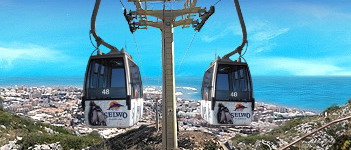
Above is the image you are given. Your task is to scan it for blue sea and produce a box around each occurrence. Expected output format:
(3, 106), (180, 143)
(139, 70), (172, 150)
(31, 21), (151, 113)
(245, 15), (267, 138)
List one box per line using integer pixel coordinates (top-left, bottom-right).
(0, 76), (350, 113)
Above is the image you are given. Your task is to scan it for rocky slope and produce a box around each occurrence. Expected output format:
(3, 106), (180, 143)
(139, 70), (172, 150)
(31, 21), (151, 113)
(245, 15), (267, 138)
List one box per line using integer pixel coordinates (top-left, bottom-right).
(89, 125), (222, 150)
(0, 109), (102, 150)
(231, 100), (351, 150)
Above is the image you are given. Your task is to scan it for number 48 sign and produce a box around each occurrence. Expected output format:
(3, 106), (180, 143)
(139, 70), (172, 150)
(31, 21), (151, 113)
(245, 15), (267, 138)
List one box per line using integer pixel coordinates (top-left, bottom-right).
(231, 92), (237, 97)
(102, 89), (110, 95)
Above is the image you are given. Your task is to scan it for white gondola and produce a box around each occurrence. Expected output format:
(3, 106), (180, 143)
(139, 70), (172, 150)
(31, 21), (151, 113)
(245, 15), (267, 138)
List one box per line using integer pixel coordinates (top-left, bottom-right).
(200, 0), (254, 126)
(200, 59), (254, 126)
(82, 50), (144, 128)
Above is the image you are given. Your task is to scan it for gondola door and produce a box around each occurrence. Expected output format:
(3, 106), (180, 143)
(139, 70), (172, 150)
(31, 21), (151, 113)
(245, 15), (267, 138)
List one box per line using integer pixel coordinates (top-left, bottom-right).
(127, 58), (143, 125)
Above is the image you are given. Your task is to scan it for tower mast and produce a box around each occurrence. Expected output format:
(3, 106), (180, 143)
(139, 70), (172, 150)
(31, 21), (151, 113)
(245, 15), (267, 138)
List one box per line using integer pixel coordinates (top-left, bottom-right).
(125, 1), (214, 149)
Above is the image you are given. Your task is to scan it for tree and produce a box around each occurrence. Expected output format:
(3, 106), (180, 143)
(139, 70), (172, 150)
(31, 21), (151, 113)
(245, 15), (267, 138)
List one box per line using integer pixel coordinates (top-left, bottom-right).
(0, 96), (3, 111)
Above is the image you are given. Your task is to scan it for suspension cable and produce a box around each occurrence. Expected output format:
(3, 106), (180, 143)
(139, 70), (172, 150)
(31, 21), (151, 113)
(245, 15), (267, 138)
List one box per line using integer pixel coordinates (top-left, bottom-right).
(90, 48), (99, 56)
(119, 0), (126, 9)
(238, 42), (248, 62)
(242, 42), (248, 57)
(213, 0), (222, 6)
(89, 32), (97, 49)
(120, 0), (150, 87)
(176, 31), (198, 73)
(132, 34), (149, 87)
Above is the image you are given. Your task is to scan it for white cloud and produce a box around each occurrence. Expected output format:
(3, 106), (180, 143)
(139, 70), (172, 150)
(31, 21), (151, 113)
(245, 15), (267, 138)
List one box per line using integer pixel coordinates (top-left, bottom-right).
(246, 20), (290, 53)
(0, 45), (67, 69)
(284, 2), (351, 20)
(200, 19), (290, 53)
(252, 28), (290, 42)
(201, 25), (237, 43)
(251, 57), (351, 76)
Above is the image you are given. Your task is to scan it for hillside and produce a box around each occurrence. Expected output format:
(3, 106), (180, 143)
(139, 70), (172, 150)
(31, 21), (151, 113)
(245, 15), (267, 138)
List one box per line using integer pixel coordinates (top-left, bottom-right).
(2, 96), (351, 150)
(231, 100), (351, 150)
(89, 125), (222, 150)
(0, 109), (102, 150)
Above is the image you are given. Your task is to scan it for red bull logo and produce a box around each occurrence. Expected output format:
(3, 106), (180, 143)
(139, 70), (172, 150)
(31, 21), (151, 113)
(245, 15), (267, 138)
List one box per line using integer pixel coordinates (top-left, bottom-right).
(234, 104), (247, 111)
(108, 101), (124, 110)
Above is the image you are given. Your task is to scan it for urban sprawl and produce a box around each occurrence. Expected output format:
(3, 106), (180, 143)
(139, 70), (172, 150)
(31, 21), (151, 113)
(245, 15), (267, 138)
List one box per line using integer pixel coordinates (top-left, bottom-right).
(0, 86), (317, 141)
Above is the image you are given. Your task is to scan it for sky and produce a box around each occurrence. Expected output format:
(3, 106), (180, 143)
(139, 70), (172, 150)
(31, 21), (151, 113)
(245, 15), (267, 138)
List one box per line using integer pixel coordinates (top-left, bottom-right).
(0, 0), (351, 77)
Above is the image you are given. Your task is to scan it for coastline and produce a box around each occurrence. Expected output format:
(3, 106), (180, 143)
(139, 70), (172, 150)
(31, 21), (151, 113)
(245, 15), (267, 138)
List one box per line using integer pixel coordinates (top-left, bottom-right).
(1, 85), (318, 134)
(1, 76), (351, 112)
(2, 84), (341, 149)
(0, 84), (331, 113)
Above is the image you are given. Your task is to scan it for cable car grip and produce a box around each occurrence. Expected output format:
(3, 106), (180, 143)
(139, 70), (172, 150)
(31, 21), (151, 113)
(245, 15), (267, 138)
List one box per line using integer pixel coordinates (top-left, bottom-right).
(193, 6), (215, 32)
(222, 0), (248, 60)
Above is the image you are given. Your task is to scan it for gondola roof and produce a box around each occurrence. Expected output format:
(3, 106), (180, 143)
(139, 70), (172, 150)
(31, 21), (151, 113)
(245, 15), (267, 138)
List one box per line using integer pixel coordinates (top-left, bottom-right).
(210, 57), (248, 67)
(90, 49), (133, 60)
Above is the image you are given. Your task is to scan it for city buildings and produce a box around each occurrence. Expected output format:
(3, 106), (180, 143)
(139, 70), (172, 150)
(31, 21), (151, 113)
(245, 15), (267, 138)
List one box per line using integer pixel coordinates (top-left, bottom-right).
(0, 85), (317, 139)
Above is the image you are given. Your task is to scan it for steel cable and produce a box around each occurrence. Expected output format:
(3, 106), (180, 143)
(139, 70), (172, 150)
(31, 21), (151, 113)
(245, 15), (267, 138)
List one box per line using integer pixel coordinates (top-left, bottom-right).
(176, 31), (198, 74)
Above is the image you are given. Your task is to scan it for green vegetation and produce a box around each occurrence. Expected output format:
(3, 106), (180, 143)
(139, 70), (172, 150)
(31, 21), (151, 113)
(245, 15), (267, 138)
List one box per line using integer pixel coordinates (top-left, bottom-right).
(233, 133), (276, 145)
(232, 102), (351, 149)
(323, 105), (341, 114)
(0, 97), (3, 111)
(17, 132), (102, 150)
(325, 117), (331, 123)
(232, 118), (304, 146)
(271, 118), (303, 134)
(203, 141), (221, 150)
(0, 109), (102, 149)
(332, 135), (351, 150)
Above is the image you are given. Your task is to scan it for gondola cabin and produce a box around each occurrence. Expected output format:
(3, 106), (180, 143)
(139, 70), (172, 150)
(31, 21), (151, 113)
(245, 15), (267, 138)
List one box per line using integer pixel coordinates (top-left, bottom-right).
(82, 50), (143, 128)
(200, 58), (254, 126)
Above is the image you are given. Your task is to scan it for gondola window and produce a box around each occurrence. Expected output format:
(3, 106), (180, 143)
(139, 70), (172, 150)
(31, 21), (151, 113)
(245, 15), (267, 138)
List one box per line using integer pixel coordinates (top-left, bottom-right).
(128, 60), (142, 99)
(202, 66), (214, 100)
(111, 68), (125, 88)
(85, 58), (127, 100)
(215, 65), (252, 101)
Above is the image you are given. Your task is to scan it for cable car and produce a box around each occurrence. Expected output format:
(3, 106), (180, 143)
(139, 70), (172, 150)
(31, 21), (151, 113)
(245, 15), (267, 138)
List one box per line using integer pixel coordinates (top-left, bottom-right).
(200, 0), (254, 126)
(82, 0), (144, 128)
(82, 49), (144, 128)
(200, 58), (254, 126)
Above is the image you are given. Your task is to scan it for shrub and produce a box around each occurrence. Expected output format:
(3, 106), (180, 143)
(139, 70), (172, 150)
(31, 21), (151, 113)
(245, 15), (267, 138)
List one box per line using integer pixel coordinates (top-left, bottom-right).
(272, 118), (303, 134)
(332, 135), (351, 150)
(204, 141), (220, 150)
(18, 133), (102, 150)
(233, 134), (277, 145)
(0, 110), (12, 126)
(323, 105), (340, 114)
(342, 140), (351, 150)
(0, 97), (3, 111)
(325, 117), (331, 123)
(1, 108), (102, 150)
(89, 130), (101, 138)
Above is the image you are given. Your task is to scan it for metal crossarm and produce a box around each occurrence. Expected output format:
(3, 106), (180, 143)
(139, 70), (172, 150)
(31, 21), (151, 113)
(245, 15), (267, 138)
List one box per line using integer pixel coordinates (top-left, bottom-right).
(124, 0), (214, 32)
(193, 6), (215, 31)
